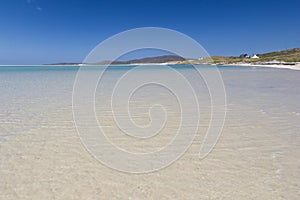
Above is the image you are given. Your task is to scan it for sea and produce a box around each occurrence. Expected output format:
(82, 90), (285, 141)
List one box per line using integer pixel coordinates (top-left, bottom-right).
(0, 65), (299, 199)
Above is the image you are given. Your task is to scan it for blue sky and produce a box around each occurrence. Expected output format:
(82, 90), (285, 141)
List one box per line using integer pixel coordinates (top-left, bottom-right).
(0, 0), (299, 64)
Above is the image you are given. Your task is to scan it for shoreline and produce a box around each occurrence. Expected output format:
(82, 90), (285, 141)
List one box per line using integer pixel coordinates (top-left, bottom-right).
(1, 63), (300, 70)
(225, 63), (300, 71)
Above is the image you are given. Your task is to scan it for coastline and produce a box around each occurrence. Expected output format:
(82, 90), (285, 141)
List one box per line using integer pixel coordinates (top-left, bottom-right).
(1, 63), (300, 71)
(225, 63), (300, 71)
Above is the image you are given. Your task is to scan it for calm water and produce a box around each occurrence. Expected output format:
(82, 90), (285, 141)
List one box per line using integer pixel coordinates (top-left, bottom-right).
(0, 65), (299, 199)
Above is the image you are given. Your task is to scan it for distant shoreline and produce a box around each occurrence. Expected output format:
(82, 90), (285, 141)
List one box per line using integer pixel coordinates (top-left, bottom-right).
(2, 48), (299, 70)
(1, 62), (300, 70)
(225, 63), (300, 71)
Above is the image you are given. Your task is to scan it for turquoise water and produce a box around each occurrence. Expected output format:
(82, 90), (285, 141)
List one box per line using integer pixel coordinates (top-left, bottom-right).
(0, 65), (299, 199)
(0, 64), (253, 71)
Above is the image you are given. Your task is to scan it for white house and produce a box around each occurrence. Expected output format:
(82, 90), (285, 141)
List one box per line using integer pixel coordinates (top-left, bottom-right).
(251, 54), (259, 59)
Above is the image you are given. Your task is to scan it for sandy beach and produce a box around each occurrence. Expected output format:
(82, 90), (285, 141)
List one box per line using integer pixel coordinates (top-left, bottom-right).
(0, 65), (299, 199)
(226, 63), (300, 71)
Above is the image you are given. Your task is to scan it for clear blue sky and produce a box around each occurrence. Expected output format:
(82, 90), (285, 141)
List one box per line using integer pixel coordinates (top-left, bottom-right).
(0, 0), (299, 64)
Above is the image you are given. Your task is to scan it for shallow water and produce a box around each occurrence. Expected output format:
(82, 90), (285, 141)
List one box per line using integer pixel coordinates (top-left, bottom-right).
(0, 65), (299, 199)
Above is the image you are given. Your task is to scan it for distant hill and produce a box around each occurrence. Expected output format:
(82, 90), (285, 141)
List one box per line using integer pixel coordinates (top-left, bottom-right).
(94, 55), (185, 65)
(47, 55), (185, 65)
(125, 55), (185, 64)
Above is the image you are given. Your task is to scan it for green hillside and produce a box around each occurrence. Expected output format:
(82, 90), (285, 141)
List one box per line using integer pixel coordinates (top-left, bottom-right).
(257, 48), (300, 62)
(210, 48), (300, 64)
